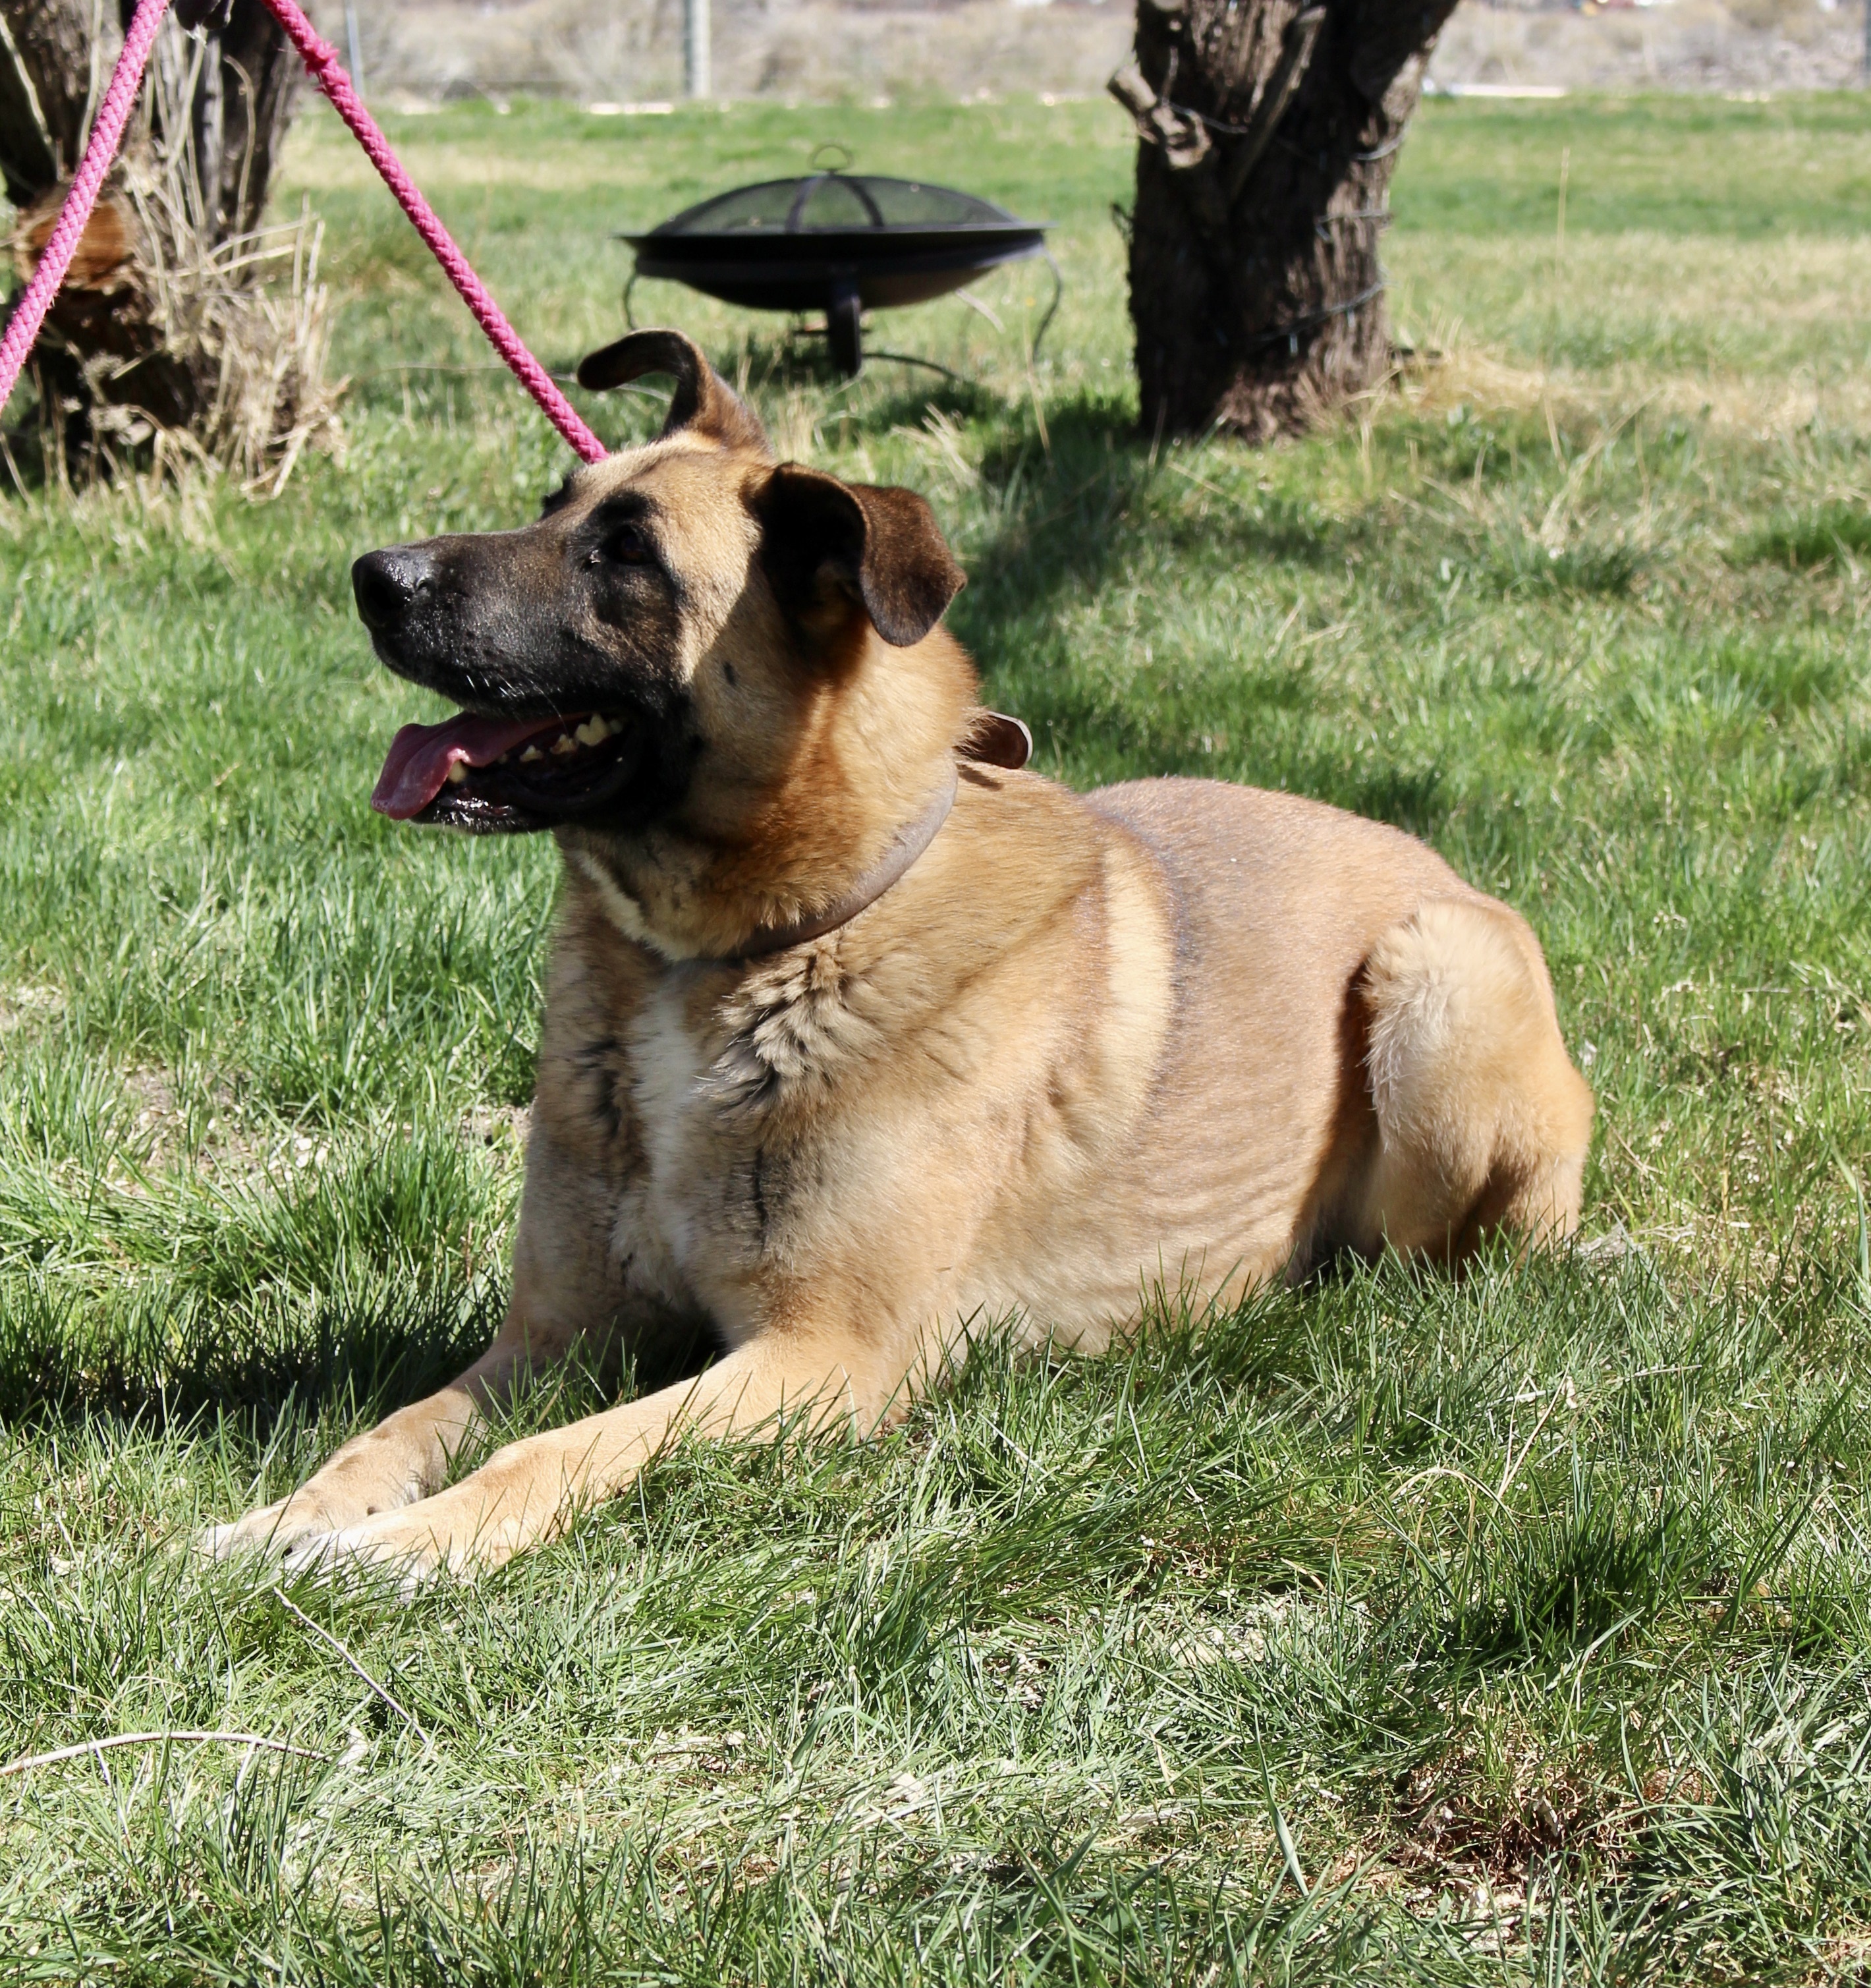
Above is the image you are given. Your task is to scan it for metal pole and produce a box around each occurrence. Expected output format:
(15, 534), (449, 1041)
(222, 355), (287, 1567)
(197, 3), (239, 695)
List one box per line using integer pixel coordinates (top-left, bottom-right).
(684, 0), (711, 99)
(344, 0), (366, 99)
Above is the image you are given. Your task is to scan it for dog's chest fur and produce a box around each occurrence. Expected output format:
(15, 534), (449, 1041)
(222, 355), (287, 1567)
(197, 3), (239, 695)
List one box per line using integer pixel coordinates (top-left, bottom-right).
(540, 805), (1188, 1359)
(554, 903), (897, 1342)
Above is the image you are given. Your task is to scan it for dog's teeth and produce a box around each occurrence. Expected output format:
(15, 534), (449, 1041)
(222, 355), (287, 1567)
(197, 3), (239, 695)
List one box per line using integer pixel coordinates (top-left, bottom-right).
(520, 744), (544, 763)
(574, 716), (611, 747)
(445, 761), (468, 785)
(551, 732), (578, 757)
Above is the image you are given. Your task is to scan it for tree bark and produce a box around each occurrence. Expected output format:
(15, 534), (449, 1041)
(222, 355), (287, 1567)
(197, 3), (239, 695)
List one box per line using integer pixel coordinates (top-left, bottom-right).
(1111, 0), (1460, 443)
(1, 0), (328, 480)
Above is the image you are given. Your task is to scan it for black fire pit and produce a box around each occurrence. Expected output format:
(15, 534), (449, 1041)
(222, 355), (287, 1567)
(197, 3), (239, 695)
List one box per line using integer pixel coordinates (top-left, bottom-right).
(621, 163), (1055, 376)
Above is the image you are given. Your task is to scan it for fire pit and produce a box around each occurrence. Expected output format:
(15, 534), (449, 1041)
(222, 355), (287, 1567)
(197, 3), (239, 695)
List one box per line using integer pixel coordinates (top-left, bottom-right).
(620, 160), (1055, 376)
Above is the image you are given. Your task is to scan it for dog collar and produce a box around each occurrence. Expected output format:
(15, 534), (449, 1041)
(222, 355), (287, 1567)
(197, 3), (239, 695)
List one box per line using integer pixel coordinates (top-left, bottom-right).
(729, 710), (1030, 963)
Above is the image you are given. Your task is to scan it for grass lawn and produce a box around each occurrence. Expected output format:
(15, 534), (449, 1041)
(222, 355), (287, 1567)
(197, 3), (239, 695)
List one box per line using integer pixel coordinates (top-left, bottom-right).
(2, 88), (1870, 1981)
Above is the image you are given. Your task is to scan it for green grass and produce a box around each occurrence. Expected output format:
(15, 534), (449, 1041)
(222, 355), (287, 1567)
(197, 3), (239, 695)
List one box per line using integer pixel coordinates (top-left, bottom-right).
(2, 89), (1871, 1982)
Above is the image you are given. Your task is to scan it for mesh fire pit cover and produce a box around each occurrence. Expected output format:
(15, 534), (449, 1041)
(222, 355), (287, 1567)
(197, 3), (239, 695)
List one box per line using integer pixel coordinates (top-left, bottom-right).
(621, 168), (1051, 374)
(644, 173), (1026, 238)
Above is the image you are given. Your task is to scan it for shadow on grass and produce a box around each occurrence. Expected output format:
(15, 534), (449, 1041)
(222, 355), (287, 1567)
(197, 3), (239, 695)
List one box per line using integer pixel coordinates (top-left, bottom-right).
(1733, 500), (1871, 572)
(732, 329), (1011, 414)
(949, 395), (1654, 766)
(0, 1266), (722, 1438)
(0, 1274), (497, 1438)
(925, 392), (1456, 836)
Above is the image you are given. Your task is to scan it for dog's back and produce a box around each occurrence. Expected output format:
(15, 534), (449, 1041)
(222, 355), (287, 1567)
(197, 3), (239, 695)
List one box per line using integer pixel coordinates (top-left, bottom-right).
(944, 775), (1587, 1343)
(1096, 778), (1474, 1260)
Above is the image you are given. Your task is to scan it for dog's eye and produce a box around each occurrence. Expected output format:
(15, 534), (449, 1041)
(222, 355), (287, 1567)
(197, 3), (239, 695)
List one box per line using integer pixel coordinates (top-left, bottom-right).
(596, 523), (654, 567)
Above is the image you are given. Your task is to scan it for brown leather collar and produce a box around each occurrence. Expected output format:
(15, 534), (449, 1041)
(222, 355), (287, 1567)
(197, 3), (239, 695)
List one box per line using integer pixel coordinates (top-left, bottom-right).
(729, 709), (1030, 962)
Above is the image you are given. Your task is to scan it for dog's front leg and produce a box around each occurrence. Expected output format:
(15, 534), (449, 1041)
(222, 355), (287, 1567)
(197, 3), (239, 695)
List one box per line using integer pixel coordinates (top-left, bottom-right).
(287, 1318), (897, 1581)
(196, 1333), (537, 1560)
(200, 1122), (638, 1560)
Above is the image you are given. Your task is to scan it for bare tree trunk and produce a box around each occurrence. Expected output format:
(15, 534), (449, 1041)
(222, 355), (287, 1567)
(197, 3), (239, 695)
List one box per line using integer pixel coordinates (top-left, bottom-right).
(0, 0), (333, 484)
(1111, 0), (1459, 443)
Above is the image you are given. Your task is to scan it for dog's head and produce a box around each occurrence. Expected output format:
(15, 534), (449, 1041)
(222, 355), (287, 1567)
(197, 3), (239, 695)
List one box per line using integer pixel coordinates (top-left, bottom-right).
(354, 329), (968, 841)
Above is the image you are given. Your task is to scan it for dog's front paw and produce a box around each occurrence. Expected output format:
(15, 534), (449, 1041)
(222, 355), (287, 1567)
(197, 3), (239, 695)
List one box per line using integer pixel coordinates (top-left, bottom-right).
(197, 1444), (436, 1562)
(279, 1487), (528, 1590)
(279, 1520), (439, 1598)
(197, 1475), (420, 1563)
(196, 1492), (355, 1562)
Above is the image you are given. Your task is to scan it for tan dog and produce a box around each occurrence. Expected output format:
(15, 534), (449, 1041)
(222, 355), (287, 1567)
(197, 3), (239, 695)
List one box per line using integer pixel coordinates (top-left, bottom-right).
(203, 331), (1593, 1578)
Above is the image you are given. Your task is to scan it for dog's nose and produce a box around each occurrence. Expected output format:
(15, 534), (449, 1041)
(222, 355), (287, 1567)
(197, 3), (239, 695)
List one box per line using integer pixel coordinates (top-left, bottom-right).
(352, 547), (435, 633)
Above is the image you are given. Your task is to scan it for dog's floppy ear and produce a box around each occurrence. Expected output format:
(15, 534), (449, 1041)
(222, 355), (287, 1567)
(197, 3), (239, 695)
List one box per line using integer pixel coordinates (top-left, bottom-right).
(754, 463), (965, 649)
(574, 328), (768, 454)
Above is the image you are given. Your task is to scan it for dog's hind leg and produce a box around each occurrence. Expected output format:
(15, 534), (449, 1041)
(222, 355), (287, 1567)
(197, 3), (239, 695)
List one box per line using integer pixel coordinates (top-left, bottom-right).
(1348, 899), (1594, 1261)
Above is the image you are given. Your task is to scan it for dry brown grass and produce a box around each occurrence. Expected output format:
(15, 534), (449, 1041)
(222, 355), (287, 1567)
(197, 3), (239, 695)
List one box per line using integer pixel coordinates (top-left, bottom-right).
(1387, 230), (1871, 443)
(114, 179), (341, 493)
(5, 17), (341, 492)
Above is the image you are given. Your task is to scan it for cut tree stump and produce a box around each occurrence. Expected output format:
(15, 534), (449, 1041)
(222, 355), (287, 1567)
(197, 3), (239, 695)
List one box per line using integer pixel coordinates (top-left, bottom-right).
(1110, 0), (1460, 443)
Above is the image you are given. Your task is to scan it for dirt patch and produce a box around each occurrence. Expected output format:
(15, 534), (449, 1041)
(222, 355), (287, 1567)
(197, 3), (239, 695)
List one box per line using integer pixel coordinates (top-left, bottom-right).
(1389, 1743), (1652, 1946)
(461, 1102), (530, 1154)
(117, 1066), (257, 1181)
(0, 983), (67, 1037)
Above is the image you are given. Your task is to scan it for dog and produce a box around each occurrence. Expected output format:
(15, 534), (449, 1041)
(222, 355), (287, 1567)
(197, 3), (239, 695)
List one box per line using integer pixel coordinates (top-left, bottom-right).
(202, 329), (1594, 1578)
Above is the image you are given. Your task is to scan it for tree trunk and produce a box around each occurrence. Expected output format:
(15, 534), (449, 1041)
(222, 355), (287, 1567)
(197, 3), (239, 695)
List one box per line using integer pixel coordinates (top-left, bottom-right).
(1111, 0), (1459, 443)
(0, 0), (333, 483)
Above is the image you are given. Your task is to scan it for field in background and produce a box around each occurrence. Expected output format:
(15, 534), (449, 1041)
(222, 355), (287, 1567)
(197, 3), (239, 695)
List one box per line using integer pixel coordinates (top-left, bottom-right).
(314, 0), (1134, 107)
(1, 92), (1870, 1980)
(315, 0), (1871, 106)
(1434, 0), (1869, 92)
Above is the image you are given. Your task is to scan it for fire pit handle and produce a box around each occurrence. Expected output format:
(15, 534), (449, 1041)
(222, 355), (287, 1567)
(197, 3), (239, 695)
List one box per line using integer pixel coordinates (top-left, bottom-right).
(785, 170), (885, 235)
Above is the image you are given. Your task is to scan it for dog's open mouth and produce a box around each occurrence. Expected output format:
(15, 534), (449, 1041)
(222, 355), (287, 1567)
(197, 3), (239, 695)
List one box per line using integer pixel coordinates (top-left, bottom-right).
(372, 709), (638, 830)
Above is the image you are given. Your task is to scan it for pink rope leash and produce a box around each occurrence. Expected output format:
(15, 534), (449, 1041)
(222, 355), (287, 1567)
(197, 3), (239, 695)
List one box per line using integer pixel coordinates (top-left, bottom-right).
(0, 0), (607, 465)
(262, 0), (605, 462)
(0, 0), (170, 420)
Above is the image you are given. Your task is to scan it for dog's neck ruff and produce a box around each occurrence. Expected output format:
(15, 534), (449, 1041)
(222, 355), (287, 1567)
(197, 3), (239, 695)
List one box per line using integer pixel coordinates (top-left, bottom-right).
(728, 710), (1032, 964)
(731, 760), (959, 962)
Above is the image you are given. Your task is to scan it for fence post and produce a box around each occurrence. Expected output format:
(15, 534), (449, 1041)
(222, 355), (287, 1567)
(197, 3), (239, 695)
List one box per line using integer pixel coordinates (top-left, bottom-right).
(343, 0), (364, 99)
(685, 0), (711, 98)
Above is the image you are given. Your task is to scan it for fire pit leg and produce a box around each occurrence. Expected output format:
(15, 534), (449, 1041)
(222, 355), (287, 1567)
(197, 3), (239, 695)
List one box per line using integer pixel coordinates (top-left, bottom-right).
(827, 276), (862, 378)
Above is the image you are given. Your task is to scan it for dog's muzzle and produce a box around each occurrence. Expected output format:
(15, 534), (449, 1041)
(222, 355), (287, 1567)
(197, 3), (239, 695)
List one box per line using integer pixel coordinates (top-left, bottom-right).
(352, 547), (646, 833)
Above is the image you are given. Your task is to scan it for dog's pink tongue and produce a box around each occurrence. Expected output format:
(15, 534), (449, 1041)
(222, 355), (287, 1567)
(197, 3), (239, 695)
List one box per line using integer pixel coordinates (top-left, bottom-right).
(372, 713), (566, 819)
